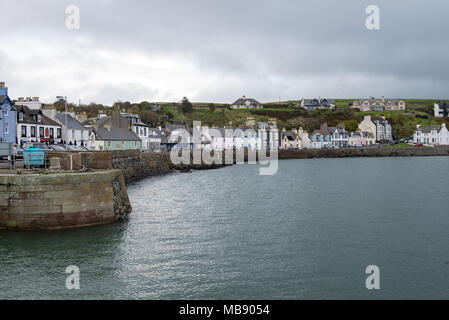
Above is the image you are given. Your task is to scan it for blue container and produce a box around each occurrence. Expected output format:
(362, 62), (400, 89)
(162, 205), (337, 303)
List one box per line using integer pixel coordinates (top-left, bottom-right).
(23, 148), (45, 166)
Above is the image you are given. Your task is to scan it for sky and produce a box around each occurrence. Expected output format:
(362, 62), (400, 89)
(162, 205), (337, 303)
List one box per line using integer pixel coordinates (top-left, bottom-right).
(1, 0), (448, 105)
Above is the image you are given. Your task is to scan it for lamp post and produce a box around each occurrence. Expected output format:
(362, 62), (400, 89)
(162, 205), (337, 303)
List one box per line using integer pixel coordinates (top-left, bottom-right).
(56, 96), (68, 151)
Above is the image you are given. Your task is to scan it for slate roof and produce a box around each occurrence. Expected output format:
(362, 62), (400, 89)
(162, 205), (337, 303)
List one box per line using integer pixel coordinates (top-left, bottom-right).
(283, 131), (298, 141)
(328, 125), (347, 134)
(231, 97), (262, 106)
(0, 95), (15, 108)
(17, 106), (60, 126)
(96, 111), (130, 129)
(372, 117), (390, 124)
(55, 113), (86, 130)
(415, 125), (443, 133)
(356, 98), (404, 104)
(302, 98), (334, 106)
(95, 128), (140, 141)
(167, 125), (188, 132)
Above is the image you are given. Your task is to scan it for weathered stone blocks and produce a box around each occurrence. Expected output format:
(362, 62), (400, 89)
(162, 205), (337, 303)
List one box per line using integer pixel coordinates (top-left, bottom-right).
(0, 170), (131, 230)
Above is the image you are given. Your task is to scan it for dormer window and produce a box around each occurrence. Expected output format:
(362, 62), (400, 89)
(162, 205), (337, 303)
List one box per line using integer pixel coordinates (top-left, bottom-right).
(19, 112), (23, 121)
(37, 114), (42, 122)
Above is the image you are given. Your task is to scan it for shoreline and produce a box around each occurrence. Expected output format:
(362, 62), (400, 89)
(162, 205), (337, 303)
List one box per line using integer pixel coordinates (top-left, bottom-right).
(1, 146), (448, 231)
(171, 147), (449, 175)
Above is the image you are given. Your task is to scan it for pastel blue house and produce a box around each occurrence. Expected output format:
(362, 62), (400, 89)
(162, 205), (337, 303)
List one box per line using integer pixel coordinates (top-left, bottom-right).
(0, 82), (17, 143)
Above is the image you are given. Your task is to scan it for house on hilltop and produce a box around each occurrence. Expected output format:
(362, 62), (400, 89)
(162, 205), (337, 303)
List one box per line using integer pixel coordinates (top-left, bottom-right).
(353, 97), (405, 112)
(297, 98), (335, 110)
(230, 96), (263, 109)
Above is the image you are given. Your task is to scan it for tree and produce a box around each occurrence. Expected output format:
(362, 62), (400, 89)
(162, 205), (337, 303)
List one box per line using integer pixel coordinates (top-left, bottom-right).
(139, 101), (152, 111)
(342, 119), (359, 132)
(140, 110), (160, 125)
(181, 97), (193, 114)
(208, 103), (216, 112)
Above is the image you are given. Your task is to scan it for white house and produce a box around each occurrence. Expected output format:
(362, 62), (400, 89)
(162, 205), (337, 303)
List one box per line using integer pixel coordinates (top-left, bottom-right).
(328, 125), (349, 148)
(413, 123), (449, 146)
(230, 96), (263, 109)
(281, 131), (302, 149)
(434, 103), (448, 118)
(42, 108), (89, 146)
(16, 106), (62, 147)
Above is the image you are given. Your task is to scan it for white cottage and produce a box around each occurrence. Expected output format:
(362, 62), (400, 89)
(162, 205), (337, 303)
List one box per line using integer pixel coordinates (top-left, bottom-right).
(413, 123), (449, 146)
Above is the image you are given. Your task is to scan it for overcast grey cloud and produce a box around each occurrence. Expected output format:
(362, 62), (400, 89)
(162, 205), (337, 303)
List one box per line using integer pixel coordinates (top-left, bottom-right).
(1, 0), (448, 104)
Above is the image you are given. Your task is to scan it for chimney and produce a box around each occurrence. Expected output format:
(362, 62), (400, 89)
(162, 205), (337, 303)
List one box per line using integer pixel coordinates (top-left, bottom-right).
(18, 97), (24, 102)
(0, 82), (7, 96)
(33, 97), (39, 102)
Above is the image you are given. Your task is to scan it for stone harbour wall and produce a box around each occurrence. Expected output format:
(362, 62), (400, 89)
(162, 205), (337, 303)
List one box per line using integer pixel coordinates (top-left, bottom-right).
(0, 170), (131, 230)
(278, 147), (449, 159)
(111, 150), (173, 184)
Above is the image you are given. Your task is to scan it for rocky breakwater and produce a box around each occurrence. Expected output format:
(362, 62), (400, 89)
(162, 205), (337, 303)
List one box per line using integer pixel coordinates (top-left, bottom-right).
(0, 170), (131, 230)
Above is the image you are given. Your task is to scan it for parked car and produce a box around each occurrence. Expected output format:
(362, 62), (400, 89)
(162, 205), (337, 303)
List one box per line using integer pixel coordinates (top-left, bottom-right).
(16, 147), (23, 159)
(30, 143), (51, 150)
(49, 145), (67, 151)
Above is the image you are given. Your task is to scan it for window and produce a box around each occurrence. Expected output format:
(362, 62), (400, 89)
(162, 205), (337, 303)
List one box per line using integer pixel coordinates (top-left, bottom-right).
(4, 107), (8, 116)
(21, 125), (27, 137)
(4, 124), (8, 134)
(37, 114), (42, 122)
(19, 113), (23, 121)
(57, 128), (61, 138)
(39, 127), (44, 137)
(50, 128), (54, 139)
(31, 126), (36, 137)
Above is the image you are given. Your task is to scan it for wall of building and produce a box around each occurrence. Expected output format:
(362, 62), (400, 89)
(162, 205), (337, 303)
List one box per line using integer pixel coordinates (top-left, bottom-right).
(103, 140), (142, 151)
(0, 170), (131, 230)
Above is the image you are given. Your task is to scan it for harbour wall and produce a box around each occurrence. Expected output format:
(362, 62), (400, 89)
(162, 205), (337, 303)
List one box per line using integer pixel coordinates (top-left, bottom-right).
(0, 170), (131, 230)
(2, 146), (447, 230)
(47, 147), (449, 183)
(278, 146), (449, 159)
